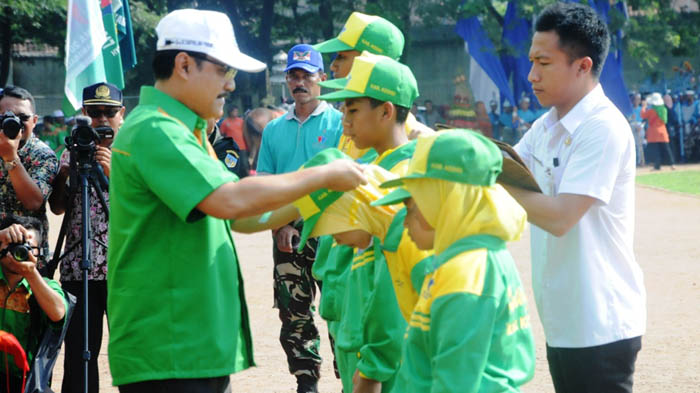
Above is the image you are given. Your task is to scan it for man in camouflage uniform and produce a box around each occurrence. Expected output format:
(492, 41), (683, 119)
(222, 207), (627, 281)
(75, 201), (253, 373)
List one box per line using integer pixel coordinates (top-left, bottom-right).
(256, 44), (343, 393)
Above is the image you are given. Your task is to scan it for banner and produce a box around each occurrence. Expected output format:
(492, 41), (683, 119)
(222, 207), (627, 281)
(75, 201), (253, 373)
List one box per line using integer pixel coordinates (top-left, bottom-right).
(63, 0), (108, 114)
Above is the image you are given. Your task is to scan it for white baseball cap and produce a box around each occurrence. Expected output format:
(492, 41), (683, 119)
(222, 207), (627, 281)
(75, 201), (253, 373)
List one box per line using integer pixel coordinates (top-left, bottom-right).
(648, 92), (664, 106)
(156, 9), (266, 73)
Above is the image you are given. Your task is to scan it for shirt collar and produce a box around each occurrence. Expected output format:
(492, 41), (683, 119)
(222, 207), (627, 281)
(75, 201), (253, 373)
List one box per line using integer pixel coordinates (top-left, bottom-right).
(0, 268), (30, 293)
(546, 84), (606, 135)
(138, 86), (208, 133)
(18, 135), (38, 156)
(285, 100), (329, 122)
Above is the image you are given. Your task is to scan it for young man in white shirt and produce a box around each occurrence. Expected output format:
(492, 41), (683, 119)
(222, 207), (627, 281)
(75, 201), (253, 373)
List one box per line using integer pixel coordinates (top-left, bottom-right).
(504, 3), (646, 393)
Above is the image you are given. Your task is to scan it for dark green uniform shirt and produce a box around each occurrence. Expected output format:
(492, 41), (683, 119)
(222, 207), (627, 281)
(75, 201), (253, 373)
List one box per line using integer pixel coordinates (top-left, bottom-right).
(107, 86), (253, 385)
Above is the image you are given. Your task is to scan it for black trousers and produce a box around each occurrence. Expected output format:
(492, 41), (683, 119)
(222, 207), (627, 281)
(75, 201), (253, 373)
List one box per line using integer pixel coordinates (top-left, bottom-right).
(118, 376), (231, 393)
(61, 280), (108, 393)
(648, 142), (675, 169)
(547, 336), (642, 393)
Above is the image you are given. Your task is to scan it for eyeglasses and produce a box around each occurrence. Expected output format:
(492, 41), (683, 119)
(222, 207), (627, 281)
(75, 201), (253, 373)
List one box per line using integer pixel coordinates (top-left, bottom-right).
(86, 107), (121, 118)
(16, 114), (31, 122)
(188, 52), (238, 81)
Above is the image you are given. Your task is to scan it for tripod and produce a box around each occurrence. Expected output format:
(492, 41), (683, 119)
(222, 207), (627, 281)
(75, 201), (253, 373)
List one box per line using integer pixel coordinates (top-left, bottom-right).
(46, 151), (108, 393)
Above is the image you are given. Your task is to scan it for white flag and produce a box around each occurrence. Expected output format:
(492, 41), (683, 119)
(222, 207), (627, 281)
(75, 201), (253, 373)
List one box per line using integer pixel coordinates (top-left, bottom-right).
(64, 0), (107, 113)
(466, 42), (500, 110)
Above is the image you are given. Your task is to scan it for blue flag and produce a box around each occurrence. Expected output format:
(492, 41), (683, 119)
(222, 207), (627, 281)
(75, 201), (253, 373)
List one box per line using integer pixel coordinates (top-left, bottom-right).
(565, 0), (633, 116)
(456, 17), (515, 106)
(501, 1), (537, 107)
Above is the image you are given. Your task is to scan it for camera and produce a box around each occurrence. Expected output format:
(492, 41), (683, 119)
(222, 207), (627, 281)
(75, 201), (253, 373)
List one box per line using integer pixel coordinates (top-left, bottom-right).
(1, 243), (32, 262)
(0, 111), (23, 139)
(65, 116), (113, 166)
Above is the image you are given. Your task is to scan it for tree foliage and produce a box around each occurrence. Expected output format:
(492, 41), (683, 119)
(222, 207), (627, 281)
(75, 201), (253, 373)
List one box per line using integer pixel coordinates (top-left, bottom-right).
(0, 1), (66, 86)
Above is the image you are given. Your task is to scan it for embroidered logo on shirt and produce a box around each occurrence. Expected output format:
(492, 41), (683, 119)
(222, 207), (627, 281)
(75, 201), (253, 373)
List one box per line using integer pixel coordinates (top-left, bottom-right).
(224, 150), (239, 168)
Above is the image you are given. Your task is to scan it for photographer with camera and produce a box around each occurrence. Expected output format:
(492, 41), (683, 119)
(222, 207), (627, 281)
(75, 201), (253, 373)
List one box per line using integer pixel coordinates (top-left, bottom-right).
(0, 86), (58, 272)
(0, 214), (67, 392)
(47, 82), (123, 393)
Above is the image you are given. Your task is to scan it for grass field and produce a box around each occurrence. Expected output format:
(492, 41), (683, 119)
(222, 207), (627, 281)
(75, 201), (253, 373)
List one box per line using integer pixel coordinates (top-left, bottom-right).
(636, 169), (700, 195)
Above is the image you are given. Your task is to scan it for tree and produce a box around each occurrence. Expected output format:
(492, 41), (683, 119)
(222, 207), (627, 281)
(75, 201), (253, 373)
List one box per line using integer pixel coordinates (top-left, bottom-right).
(3, 0), (698, 101)
(0, 1), (66, 86)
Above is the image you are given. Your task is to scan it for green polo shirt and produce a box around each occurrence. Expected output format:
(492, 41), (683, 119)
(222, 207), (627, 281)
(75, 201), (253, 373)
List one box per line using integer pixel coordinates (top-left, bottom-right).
(107, 86), (254, 386)
(0, 269), (67, 378)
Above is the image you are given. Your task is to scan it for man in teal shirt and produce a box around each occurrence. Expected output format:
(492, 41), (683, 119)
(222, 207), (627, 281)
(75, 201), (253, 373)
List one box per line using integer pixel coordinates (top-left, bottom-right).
(108, 10), (365, 393)
(256, 43), (342, 393)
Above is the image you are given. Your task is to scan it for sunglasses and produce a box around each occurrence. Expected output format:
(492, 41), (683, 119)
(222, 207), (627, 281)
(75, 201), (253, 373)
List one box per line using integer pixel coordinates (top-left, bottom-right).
(86, 107), (121, 118)
(188, 52), (238, 80)
(16, 114), (31, 122)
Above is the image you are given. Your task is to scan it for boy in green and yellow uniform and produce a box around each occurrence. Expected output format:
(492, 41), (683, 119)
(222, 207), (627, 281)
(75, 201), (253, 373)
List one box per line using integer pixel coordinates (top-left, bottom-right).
(310, 15), (407, 352)
(300, 53), (431, 392)
(310, 16), (434, 369)
(293, 156), (431, 393)
(373, 130), (536, 393)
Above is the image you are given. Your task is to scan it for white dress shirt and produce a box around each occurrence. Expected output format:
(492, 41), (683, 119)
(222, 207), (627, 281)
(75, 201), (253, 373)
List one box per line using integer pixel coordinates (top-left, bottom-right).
(514, 84), (646, 348)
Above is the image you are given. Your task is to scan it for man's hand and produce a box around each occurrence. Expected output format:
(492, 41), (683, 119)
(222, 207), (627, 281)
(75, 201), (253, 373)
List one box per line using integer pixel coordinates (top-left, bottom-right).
(0, 224), (29, 250)
(321, 159), (367, 191)
(0, 132), (20, 162)
(274, 224), (299, 253)
(408, 122), (435, 140)
(352, 370), (381, 393)
(4, 242), (40, 279)
(96, 146), (111, 178)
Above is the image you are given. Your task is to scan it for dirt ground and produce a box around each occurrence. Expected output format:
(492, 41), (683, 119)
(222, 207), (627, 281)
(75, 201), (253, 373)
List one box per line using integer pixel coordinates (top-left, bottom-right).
(45, 167), (700, 393)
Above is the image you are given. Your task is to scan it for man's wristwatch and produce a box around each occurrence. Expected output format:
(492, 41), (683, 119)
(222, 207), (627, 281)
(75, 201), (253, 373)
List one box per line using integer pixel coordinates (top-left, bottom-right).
(2, 157), (21, 171)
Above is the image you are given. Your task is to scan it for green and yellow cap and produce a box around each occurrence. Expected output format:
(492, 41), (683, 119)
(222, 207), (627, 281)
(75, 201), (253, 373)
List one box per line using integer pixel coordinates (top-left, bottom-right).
(293, 148), (351, 252)
(318, 52), (418, 109)
(372, 130), (502, 206)
(313, 12), (405, 60)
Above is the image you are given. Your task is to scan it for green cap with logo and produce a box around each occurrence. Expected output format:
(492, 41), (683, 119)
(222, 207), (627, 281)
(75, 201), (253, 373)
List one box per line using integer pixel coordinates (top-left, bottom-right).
(293, 148), (351, 252)
(318, 52), (419, 109)
(313, 12), (405, 60)
(372, 130), (503, 206)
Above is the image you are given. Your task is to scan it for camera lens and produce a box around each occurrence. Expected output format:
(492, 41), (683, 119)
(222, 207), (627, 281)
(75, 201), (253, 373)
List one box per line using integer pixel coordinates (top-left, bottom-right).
(9, 244), (30, 262)
(1, 112), (22, 139)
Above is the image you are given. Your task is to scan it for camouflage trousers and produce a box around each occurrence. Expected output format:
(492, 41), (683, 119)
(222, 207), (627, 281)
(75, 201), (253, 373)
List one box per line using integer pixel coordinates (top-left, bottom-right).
(273, 230), (322, 381)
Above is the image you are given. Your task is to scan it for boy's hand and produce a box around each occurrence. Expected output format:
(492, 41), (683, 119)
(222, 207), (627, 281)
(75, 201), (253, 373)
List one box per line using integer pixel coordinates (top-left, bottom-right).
(0, 224), (29, 250)
(352, 370), (381, 393)
(408, 122), (434, 140)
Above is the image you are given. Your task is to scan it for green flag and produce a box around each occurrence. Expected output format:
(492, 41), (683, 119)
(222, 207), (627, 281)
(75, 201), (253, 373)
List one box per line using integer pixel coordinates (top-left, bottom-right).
(114, 0), (137, 70)
(63, 0), (127, 115)
(100, 0), (125, 89)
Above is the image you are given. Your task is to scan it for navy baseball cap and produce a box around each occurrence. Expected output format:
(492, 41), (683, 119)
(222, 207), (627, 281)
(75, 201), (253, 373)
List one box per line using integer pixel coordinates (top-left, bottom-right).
(284, 44), (324, 73)
(82, 82), (123, 106)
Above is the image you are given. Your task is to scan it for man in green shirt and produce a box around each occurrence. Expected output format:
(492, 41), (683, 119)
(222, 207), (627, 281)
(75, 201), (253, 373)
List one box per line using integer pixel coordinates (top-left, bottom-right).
(107, 9), (366, 393)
